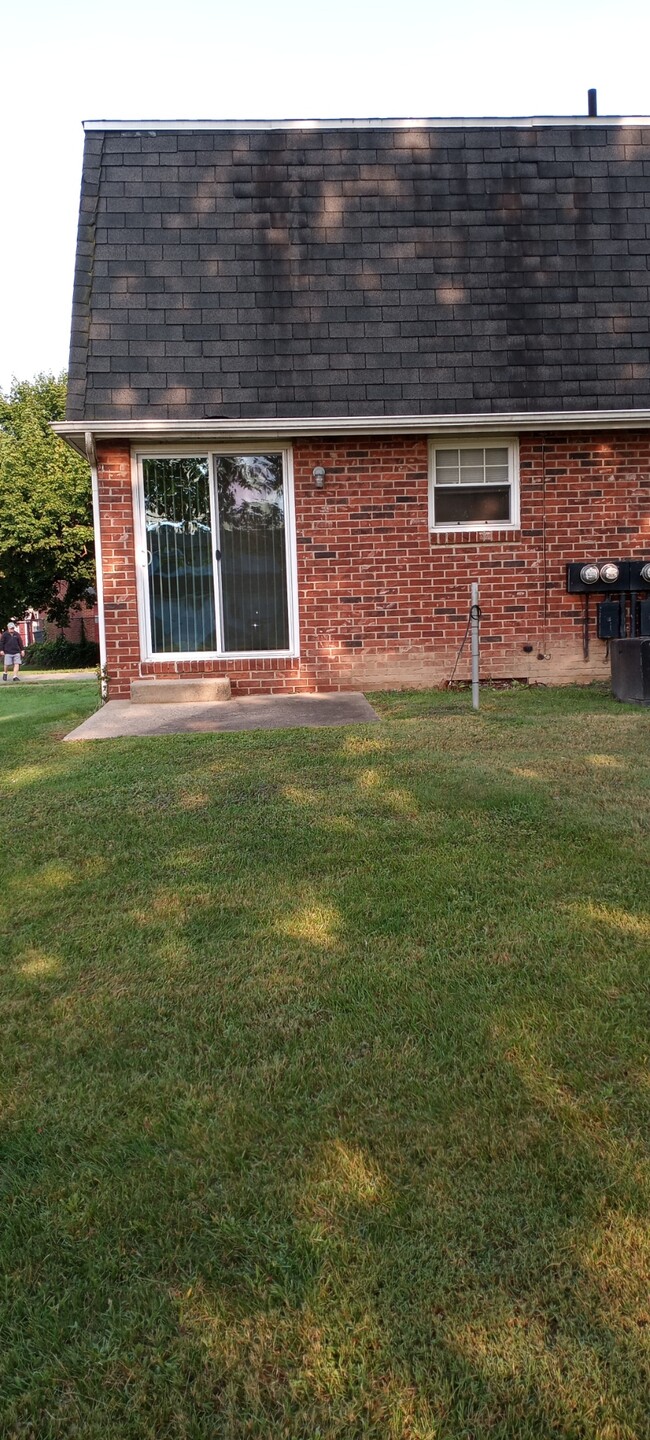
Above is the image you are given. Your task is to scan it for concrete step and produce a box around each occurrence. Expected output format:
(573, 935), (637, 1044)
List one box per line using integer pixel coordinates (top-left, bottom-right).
(131, 677), (231, 705)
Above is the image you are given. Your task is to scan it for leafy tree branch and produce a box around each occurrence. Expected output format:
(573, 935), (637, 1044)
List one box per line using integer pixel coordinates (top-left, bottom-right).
(0, 373), (94, 624)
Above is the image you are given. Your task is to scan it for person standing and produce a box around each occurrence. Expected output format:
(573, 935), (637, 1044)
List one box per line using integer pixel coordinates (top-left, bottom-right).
(1, 622), (24, 681)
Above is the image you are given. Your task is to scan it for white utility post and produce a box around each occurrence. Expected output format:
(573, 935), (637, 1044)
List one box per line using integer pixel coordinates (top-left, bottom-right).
(471, 582), (480, 711)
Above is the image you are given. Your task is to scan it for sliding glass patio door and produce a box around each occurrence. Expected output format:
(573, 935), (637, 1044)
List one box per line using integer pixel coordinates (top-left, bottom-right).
(215, 454), (289, 653)
(140, 451), (294, 658)
(142, 456), (217, 653)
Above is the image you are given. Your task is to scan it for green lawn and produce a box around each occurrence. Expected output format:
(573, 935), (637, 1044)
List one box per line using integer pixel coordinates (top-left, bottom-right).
(1, 683), (649, 1439)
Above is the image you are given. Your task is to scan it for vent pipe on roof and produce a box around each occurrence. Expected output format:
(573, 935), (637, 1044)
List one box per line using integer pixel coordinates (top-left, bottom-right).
(588, 88), (598, 116)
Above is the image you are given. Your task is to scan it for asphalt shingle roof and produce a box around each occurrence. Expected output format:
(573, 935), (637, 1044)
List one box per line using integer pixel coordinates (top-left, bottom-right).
(66, 122), (650, 421)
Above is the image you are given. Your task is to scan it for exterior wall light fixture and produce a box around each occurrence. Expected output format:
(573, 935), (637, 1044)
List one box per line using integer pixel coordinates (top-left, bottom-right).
(312, 466), (326, 488)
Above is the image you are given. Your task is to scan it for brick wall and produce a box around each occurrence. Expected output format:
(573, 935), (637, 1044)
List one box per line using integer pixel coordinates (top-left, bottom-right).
(16, 585), (99, 648)
(44, 585), (99, 645)
(97, 432), (650, 699)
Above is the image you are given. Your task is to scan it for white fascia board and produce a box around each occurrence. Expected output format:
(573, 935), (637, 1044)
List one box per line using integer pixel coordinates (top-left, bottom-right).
(52, 410), (650, 455)
(82, 115), (650, 133)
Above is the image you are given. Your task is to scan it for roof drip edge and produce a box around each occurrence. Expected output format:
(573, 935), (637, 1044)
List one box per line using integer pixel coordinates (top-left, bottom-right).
(82, 114), (650, 132)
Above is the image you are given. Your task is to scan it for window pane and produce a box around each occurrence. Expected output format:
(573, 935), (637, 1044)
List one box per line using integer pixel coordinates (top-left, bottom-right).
(435, 485), (511, 525)
(459, 447), (483, 466)
(216, 454), (289, 652)
(484, 463), (509, 482)
(435, 465), (460, 485)
(458, 464), (485, 484)
(143, 457), (217, 653)
(435, 449), (459, 467)
(486, 447), (509, 466)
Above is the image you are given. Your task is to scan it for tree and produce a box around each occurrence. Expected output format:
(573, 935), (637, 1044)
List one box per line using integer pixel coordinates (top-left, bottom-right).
(0, 373), (94, 625)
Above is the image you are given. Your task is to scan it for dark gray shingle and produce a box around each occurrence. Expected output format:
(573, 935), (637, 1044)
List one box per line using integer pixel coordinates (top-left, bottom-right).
(66, 122), (650, 420)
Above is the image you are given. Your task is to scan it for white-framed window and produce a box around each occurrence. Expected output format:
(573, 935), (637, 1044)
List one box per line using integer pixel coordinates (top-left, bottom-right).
(131, 446), (299, 661)
(428, 436), (519, 532)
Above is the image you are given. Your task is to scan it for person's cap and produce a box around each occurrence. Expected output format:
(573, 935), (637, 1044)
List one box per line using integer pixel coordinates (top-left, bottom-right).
(7, 622), (16, 629)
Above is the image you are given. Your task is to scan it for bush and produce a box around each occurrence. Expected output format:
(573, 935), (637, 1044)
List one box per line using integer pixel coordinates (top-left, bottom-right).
(22, 635), (100, 670)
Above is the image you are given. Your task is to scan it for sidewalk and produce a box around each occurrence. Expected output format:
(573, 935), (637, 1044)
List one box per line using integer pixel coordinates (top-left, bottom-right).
(9, 670), (97, 685)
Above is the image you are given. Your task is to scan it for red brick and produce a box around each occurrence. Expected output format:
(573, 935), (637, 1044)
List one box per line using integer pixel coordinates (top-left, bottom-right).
(96, 433), (650, 698)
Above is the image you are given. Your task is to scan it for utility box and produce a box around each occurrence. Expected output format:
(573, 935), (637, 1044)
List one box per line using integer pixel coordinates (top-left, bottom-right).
(597, 601), (624, 640)
(610, 639), (650, 705)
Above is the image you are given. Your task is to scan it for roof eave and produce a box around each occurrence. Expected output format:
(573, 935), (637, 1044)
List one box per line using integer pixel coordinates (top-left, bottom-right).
(53, 409), (650, 456)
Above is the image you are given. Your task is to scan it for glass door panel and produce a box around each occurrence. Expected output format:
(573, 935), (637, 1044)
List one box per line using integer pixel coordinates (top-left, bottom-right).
(142, 457), (217, 653)
(215, 454), (290, 652)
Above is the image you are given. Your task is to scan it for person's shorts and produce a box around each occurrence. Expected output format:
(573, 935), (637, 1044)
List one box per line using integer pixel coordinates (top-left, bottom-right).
(3, 653), (21, 669)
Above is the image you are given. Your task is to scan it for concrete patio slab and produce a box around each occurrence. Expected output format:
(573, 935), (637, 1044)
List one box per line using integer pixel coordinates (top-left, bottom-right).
(63, 691), (380, 741)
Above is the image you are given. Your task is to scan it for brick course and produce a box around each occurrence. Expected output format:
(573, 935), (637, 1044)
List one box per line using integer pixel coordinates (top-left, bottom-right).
(97, 432), (650, 698)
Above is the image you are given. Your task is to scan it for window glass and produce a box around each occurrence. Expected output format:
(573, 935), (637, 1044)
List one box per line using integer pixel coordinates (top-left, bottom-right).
(215, 454), (290, 652)
(435, 486), (511, 525)
(459, 447), (482, 468)
(486, 447), (509, 467)
(143, 457), (217, 653)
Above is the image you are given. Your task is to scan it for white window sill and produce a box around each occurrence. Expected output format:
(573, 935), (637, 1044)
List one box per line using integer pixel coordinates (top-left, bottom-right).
(143, 650), (299, 663)
(430, 524), (520, 536)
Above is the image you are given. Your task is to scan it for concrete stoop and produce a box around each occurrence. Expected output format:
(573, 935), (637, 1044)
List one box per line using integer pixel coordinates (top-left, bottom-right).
(130, 677), (231, 704)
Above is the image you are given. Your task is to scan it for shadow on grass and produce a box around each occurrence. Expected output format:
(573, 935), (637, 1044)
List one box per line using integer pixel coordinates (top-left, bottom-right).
(1, 686), (649, 1437)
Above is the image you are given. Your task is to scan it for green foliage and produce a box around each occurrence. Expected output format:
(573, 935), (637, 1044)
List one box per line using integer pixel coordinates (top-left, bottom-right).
(0, 373), (94, 625)
(22, 635), (100, 670)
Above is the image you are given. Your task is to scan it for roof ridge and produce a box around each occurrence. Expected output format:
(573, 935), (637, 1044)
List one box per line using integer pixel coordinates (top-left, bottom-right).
(82, 115), (650, 132)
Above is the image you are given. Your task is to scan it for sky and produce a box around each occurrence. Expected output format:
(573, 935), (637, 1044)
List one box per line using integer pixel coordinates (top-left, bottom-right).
(2, 0), (650, 395)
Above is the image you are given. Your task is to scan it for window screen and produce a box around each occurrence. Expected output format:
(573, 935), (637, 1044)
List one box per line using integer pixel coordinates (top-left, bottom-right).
(215, 454), (290, 652)
(143, 457), (217, 653)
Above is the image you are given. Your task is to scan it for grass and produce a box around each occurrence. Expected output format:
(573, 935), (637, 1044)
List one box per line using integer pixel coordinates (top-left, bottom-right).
(1, 681), (649, 1439)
